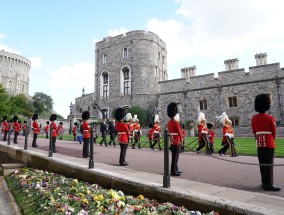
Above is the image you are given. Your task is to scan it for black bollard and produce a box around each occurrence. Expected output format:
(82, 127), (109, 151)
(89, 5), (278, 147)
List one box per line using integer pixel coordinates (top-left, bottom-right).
(7, 127), (11, 145)
(24, 127), (29, 150)
(163, 128), (170, 188)
(48, 127), (53, 157)
(89, 127), (94, 168)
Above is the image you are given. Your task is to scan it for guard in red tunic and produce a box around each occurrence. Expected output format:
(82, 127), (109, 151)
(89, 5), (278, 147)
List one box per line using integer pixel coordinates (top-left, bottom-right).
(167, 103), (183, 176)
(32, 113), (40, 147)
(207, 123), (215, 154)
(50, 114), (58, 152)
(58, 122), (63, 140)
(82, 111), (91, 158)
(217, 112), (237, 157)
(44, 121), (50, 139)
(115, 108), (130, 166)
(152, 114), (162, 150)
(196, 112), (210, 154)
(133, 115), (142, 149)
(147, 124), (154, 149)
(2, 116), (9, 141)
(251, 94), (281, 191)
(72, 122), (78, 141)
(13, 115), (21, 144)
(22, 121), (27, 136)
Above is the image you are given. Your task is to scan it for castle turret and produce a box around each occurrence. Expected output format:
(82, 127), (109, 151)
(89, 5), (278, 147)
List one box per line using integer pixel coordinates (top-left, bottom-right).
(255, 52), (267, 66)
(224, 58), (239, 71)
(181, 65), (196, 82)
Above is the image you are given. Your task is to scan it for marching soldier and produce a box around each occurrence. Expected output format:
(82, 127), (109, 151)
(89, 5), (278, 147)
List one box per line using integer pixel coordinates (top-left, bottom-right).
(207, 122), (215, 154)
(22, 121), (27, 136)
(72, 122), (78, 141)
(167, 103), (183, 176)
(81, 111), (91, 158)
(196, 112), (210, 154)
(151, 114), (162, 150)
(147, 124), (154, 149)
(125, 113), (134, 148)
(115, 108), (130, 166)
(133, 115), (141, 149)
(50, 114), (58, 153)
(44, 121), (49, 139)
(2, 116), (9, 141)
(108, 119), (116, 146)
(217, 112), (237, 157)
(251, 94), (281, 191)
(58, 122), (63, 140)
(13, 115), (21, 144)
(32, 113), (40, 147)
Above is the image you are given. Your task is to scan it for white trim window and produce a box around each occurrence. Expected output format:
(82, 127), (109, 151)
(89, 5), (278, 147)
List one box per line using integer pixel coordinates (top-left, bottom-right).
(120, 66), (131, 95)
(100, 71), (109, 98)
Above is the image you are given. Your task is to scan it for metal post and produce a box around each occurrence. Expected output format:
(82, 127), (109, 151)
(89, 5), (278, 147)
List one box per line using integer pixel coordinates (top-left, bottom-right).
(7, 126), (11, 145)
(163, 128), (170, 188)
(24, 127), (29, 150)
(48, 126), (53, 157)
(89, 127), (94, 168)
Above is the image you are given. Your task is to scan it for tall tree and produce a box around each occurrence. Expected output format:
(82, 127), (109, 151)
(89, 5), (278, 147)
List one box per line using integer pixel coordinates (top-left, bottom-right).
(32, 92), (53, 114)
(9, 94), (34, 116)
(0, 84), (10, 117)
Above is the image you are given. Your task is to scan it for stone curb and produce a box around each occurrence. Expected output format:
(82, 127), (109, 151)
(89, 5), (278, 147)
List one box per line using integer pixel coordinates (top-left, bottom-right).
(2, 178), (22, 215)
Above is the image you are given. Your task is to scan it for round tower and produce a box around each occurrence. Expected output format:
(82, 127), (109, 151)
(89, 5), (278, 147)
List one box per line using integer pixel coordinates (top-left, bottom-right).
(94, 30), (167, 118)
(0, 50), (31, 96)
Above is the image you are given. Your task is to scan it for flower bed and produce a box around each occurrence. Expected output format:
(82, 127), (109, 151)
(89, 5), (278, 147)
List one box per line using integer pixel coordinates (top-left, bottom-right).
(5, 168), (219, 215)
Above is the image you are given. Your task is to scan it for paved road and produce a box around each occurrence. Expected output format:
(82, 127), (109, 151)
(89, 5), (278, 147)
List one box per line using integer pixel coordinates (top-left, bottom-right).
(5, 134), (284, 198)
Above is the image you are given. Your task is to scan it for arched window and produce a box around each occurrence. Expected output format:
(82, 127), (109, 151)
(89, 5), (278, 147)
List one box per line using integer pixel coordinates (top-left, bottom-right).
(123, 48), (128, 59)
(121, 67), (131, 95)
(103, 54), (107, 64)
(101, 72), (109, 98)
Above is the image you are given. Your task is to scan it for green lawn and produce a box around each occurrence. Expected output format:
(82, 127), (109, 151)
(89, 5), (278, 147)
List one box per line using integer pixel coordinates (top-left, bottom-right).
(39, 134), (284, 158)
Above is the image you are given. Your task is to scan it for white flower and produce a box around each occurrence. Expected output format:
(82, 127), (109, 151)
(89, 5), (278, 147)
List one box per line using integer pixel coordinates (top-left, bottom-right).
(117, 201), (125, 208)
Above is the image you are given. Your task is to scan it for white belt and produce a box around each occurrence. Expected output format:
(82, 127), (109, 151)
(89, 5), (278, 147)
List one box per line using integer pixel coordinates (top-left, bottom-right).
(201, 131), (208, 134)
(169, 133), (178, 135)
(154, 131), (159, 133)
(256, 131), (272, 135)
(118, 132), (126, 134)
(84, 130), (89, 131)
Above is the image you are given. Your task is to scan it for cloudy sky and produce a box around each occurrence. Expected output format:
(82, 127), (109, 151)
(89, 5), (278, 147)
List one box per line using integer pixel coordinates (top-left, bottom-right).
(1, 0), (284, 118)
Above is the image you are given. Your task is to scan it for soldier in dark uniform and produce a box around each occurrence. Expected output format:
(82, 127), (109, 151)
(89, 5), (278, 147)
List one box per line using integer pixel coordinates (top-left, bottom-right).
(99, 118), (107, 147)
(13, 115), (21, 144)
(82, 111), (91, 158)
(251, 94), (281, 191)
(115, 108), (130, 166)
(167, 103), (183, 176)
(72, 122), (78, 141)
(50, 114), (58, 152)
(108, 119), (116, 146)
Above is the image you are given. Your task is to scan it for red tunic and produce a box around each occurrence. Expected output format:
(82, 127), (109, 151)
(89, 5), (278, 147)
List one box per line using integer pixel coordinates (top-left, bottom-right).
(32, 121), (40, 134)
(208, 130), (215, 143)
(22, 123), (27, 131)
(198, 122), (207, 142)
(13, 122), (21, 132)
(115, 121), (130, 144)
(82, 121), (90, 138)
(167, 119), (182, 145)
(72, 125), (77, 134)
(222, 124), (234, 142)
(251, 113), (276, 148)
(3, 121), (9, 132)
(148, 128), (154, 139)
(50, 122), (58, 137)
(44, 125), (49, 132)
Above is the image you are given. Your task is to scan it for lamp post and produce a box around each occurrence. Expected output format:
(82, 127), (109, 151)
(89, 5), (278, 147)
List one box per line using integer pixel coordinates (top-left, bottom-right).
(69, 102), (73, 134)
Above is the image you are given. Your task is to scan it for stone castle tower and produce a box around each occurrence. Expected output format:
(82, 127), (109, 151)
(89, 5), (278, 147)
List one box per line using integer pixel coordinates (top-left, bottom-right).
(94, 30), (167, 118)
(0, 50), (31, 96)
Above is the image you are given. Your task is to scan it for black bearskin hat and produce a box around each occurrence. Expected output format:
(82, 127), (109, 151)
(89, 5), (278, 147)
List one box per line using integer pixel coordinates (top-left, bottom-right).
(207, 122), (214, 129)
(167, 102), (178, 118)
(13, 115), (18, 122)
(46, 121), (50, 125)
(49, 114), (57, 121)
(115, 108), (125, 121)
(59, 122), (63, 125)
(149, 123), (153, 129)
(3, 116), (7, 121)
(74, 122), (78, 126)
(24, 121), (27, 123)
(255, 94), (270, 113)
(32, 113), (38, 121)
(82, 111), (90, 120)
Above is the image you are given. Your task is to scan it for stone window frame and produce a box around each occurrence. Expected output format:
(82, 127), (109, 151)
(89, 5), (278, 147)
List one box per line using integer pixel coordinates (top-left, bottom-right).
(123, 48), (128, 59)
(103, 54), (107, 64)
(100, 71), (109, 98)
(227, 96), (238, 108)
(120, 66), (131, 95)
(101, 108), (109, 119)
(199, 99), (208, 111)
(230, 116), (239, 127)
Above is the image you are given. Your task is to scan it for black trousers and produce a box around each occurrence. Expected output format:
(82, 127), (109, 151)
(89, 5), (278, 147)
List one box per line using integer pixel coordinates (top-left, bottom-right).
(32, 133), (38, 146)
(100, 132), (107, 145)
(3, 131), (8, 141)
(73, 133), (76, 141)
(46, 132), (48, 139)
(171, 145), (181, 174)
(109, 133), (116, 145)
(119, 143), (128, 164)
(196, 134), (210, 154)
(23, 130), (26, 136)
(218, 137), (237, 156)
(258, 147), (274, 186)
(152, 134), (161, 150)
(13, 131), (19, 143)
(51, 136), (57, 152)
(83, 138), (90, 157)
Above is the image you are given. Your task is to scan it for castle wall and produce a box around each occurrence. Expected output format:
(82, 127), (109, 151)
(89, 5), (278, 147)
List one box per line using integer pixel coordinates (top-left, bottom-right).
(0, 50), (31, 96)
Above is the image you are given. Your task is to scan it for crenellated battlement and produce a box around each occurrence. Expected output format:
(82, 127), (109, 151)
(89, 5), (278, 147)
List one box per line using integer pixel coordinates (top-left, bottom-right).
(0, 49), (31, 68)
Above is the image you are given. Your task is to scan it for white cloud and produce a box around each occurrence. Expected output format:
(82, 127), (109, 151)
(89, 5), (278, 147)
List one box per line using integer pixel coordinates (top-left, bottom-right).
(29, 56), (42, 69)
(48, 62), (94, 117)
(0, 33), (5, 40)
